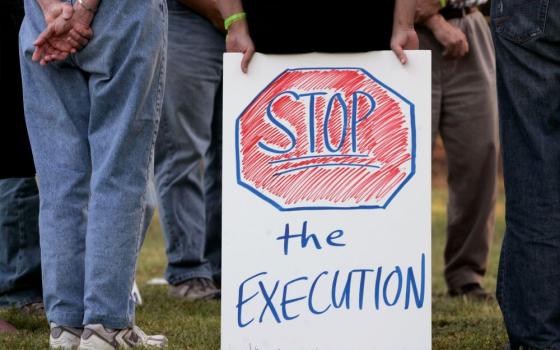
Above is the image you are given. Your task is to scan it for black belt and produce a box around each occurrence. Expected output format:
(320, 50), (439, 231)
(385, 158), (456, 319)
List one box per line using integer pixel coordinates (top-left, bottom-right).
(439, 6), (475, 20)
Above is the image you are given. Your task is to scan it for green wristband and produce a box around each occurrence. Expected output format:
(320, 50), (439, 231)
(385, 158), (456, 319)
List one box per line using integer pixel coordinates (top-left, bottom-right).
(439, 0), (447, 8)
(225, 12), (247, 31)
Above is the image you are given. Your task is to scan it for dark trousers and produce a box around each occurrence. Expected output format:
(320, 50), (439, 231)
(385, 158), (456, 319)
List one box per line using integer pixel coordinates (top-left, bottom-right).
(492, 0), (560, 348)
(418, 11), (499, 291)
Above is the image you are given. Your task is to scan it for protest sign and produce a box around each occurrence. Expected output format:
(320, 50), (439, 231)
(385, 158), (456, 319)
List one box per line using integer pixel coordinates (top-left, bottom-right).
(223, 52), (431, 350)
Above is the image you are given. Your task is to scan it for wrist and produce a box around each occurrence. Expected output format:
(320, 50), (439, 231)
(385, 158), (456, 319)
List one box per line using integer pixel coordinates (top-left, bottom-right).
(42, 1), (66, 23)
(424, 14), (445, 30)
(77, 0), (98, 13)
(73, 3), (95, 24)
(393, 17), (414, 31)
(224, 12), (246, 31)
(38, 0), (59, 14)
(227, 17), (248, 33)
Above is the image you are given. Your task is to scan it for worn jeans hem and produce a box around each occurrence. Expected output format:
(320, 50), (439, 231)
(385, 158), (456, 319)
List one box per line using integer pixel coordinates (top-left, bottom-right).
(83, 313), (133, 329)
(167, 267), (213, 286)
(48, 311), (85, 328)
(0, 295), (42, 309)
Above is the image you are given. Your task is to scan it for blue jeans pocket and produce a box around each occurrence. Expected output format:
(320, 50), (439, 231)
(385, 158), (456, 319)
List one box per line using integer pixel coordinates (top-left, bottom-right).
(492, 0), (550, 43)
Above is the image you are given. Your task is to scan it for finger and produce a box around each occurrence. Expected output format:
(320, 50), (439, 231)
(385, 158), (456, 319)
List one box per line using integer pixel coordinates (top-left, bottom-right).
(69, 30), (89, 47)
(61, 3), (74, 20)
(43, 42), (57, 58)
(35, 41), (59, 62)
(34, 25), (55, 47)
(450, 44), (460, 58)
(44, 46), (68, 63)
(48, 51), (69, 63)
(457, 40), (467, 57)
(74, 26), (93, 41)
(456, 43), (465, 57)
(42, 45), (58, 63)
(65, 36), (82, 50)
(241, 46), (255, 74)
(443, 44), (457, 58)
(32, 45), (45, 62)
(49, 37), (74, 53)
(391, 42), (407, 65)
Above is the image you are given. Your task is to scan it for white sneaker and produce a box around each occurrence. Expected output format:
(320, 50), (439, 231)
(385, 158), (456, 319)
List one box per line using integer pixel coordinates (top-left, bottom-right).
(79, 324), (167, 349)
(50, 323), (83, 349)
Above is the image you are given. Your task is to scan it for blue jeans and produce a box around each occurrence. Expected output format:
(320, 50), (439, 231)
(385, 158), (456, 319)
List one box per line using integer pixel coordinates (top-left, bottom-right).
(154, 0), (223, 286)
(0, 178), (42, 308)
(19, 0), (167, 329)
(491, 0), (560, 348)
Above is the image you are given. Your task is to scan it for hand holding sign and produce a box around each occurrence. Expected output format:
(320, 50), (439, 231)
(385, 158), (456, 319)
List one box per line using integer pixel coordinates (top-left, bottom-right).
(225, 19), (255, 74)
(390, 27), (420, 64)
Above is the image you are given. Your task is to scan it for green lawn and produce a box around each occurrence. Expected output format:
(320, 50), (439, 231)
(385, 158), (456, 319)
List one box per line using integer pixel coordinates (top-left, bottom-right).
(0, 187), (508, 349)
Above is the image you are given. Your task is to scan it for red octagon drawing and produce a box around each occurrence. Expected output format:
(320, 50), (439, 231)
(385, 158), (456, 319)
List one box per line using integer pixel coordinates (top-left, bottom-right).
(235, 68), (416, 211)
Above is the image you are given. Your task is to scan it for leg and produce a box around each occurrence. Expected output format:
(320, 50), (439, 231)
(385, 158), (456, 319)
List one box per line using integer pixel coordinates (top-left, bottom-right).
(0, 178), (42, 308)
(154, 1), (224, 286)
(19, 0), (92, 326)
(75, 0), (167, 328)
(204, 83), (223, 285)
(492, 0), (560, 347)
(440, 12), (499, 292)
(0, 2), (41, 309)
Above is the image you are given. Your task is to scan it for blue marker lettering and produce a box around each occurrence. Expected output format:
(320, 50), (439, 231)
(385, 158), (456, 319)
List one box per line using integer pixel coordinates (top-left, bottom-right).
(237, 272), (267, 328)
(323, 93), (348, 152)
(383, 267), (403, 307)
(258, 91), (298, 154)
(281, 277), (309, 321)
(299, 92), (328, 153)
(405, 253), (425, 309)
(308, 271), (331, 315)
(351, 91), (376, 152)
(258, 280), (281, 324)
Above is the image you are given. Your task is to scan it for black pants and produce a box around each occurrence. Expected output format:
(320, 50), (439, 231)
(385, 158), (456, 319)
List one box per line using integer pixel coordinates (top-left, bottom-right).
(1, 0), (35, 179)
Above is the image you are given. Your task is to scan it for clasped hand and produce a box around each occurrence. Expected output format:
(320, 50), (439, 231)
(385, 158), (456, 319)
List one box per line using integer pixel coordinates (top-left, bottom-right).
(32, 2), (94, 65)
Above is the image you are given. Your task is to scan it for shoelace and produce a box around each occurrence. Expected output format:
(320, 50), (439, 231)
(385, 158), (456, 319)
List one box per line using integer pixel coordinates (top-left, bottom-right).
(197, 278), (212, 288)
(131, 326), (148, 342)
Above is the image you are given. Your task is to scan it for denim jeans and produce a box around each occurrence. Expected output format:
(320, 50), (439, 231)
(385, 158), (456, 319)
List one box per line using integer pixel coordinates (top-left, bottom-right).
(154, 0), (223, 286)
(0, 178), (42, 308)
(491, 0), (560, 348)
(19, 0), (167, 329)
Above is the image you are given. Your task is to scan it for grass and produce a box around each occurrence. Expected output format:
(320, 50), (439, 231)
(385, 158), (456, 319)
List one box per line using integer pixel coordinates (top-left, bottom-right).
(1, 186), (508, 349)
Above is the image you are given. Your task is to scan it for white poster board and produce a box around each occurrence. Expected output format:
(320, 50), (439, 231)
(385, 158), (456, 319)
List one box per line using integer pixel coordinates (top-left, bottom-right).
(222, 52), (431, 350)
